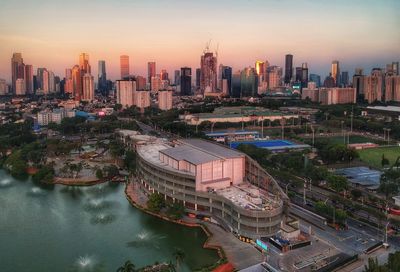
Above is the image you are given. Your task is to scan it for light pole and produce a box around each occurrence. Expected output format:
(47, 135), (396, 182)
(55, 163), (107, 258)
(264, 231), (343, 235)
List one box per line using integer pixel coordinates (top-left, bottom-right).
(310, 125), (315, 147)
(341, 121), (345, 144)
(387, 129), (391, 145)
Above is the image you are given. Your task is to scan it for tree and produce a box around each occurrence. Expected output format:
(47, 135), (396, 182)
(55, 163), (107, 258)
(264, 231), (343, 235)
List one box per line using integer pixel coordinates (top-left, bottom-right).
(350, 189), (362, 200)
(173, 248), (185, 272)
(96, 168), (104, 179)
(117, 260), (136, 272)
(167, 202), (185, 220)
(147, 193), (165, 212)
(32, 165), (55, 184)
(327, 174), (348, 192)
(382, 154), (390, 168)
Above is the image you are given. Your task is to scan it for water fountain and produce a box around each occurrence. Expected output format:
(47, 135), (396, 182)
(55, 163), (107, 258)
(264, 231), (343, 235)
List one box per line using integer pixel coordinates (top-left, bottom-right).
(126, 230), (167, 249)
(0, 178), (12, 188)
(27, 187), (45, 196)
(90, 213), (116, 224)
(84, 198), (113, 212)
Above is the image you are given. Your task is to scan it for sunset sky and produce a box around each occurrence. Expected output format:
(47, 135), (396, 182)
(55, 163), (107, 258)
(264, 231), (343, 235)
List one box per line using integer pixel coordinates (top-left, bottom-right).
(0, 0), (399, 81)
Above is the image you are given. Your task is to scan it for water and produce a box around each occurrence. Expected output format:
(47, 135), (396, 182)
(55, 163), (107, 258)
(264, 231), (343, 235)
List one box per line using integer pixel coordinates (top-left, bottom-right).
(0, 170), (218, 272)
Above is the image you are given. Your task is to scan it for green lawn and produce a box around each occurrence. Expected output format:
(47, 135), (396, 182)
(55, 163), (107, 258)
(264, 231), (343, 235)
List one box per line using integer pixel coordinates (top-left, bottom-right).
(358, 146), (400, 169)
(326, 135), (385, 145)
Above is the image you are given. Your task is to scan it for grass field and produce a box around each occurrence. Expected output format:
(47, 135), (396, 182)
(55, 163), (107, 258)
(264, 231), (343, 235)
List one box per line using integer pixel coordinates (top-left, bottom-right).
(358, 146), (400, 169)
(323, 135), (385, 145)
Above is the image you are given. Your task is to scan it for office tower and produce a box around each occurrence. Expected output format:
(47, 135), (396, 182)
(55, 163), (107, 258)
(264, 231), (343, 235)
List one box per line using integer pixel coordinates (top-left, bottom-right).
(24, 65), (33, 94)
(352, 69), (364, 99)
(0, 79), (7, 95)
(180, 67), (191, 96)
(196, 68), (201, 88)
(79, 53), (91, 74)
(11, 53), (25, 94)
(15, 79), (25, 95)
(364, 68), (384, 103)
(295, 67), (302, 82)
(341, 71), (349, 87)
(301, 63), (308, 88)
(116, 79), (136, 108)
(160, 69), (169, 81)
(48, 71), (55, 93)
(267, 66), (283, 89)
(98, 60), (107, 94)
(42, 70), (49, 94)
(82, 74), (94, 101)
(392, 62), (399, 76)
(323, 73), (335, 88)
(284, 54), (293, 84)
(135, 90), (150, 109)
(200, 51), (218, 93)
(174, 70), (180, 86)
(331, 60), (340, 86)
(151, 76), (162, 92)
(135, 76), (146, 90)
(120, 55), (130, 79)
(220, 65), (232, 96)
(55, 76), (61, 93)
(158, 89), (173, 110)
(64, 69), (73, 94)
(240, 67), (258, 97)
(309, 74), (321, 87)
(72, 65), (82, 101)
(148, 62), (156, 87)
(255, 61), (265, 77)
(232, 70), (242, 98)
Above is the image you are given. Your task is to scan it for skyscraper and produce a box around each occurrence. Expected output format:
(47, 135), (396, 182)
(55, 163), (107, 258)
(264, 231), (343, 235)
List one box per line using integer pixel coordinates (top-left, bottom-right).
(341, 71), (349, 87)
(364, 68), (384, 103)
(220, 65), (232, 96)
(15, 79), (25, 95)
(180, 67), (191, 96)
(158, 90), (173, 110)
(352, 68), (364, 99)
(240, 67), (258, 97)
(24, 65), (33, 94)
(309, 74), (321, 87)
(98, 60), (107, 94)
(200, 51), (217, 93)
(48, 71), (55, 93)
(11, 53), (25, 94)
(331, 60), (340, 86)
(79, 53), (91, 74)
(82, 73), (94, 101)
(160, 69), (169, 82)
(196, 68), (201, 89)
(72, 65), (82, 101)
(284, 54), (293, 84)
(392, 62), (399, 76)
(120, 55), (130, 79)
(65, 69), (73, 94)
(301, 63), (308, 88)
(267, 66), (283, 89)
(174, 70), (180, 86)
(148, 62), (156, 87)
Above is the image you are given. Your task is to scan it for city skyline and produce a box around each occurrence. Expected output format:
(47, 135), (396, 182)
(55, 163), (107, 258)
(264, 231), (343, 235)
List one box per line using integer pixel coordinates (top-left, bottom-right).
(1, 0), (399, 81)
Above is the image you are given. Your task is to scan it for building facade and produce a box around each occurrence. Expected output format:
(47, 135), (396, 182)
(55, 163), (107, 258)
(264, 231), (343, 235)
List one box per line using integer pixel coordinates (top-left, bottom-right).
(116, 79), (136, 108)
(120, 55), (130, 79)
(158, 89), (173, 110)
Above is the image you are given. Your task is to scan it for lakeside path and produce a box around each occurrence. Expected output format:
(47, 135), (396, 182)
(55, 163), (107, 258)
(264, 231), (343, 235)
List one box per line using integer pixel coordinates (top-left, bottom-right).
(125, 182), (263, 270)
(54, 176), (102, 186)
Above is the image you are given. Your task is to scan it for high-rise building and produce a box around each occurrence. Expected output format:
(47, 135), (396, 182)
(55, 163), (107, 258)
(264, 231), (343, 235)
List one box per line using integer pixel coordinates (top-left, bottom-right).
(240, 67), (258, 97)
(98, 60), (107, 94)
(341, 71), (349, 87)
(135, 90), (151, 109)
(319, 88), (356, 105)
(15, 79), (25, 95)
(331, 60), (340, 86)
(79, 53), (91, 74)
(364, 68), (384, 103)
(231, 70), (242, 98)
(295, 67), (303, 83)
(11, 53), (25, 94)
(120, 55), (130, 79)
(160, 69), (169, 82)
(385, 75), (400, 102)
(267, 66), (282, 89)
(284, 54), (293, 84)
(323, 73), (335, 88)
(82, 73), (94, 101)
(220, 65), (232, 96)
(65, 69), (73, 94)
(200, 51), (218, 93)
(392, 62), (399, 76)
(196, 68), (201, 89)
(0, 79), (7, 95)
(72, 65), (82, 101)
(148, 62), (156, 87)
(116, 79), (136, 108)
(48, 71), (55, 93)
(24, 65), (33, 94)
(151, 76), (162, 92)
(301, 63), (308, 88)
(180, 67), (191, 96)
(309, 74), (321, 87)
(158, 89), (173, 110)
(136, 76), (146, 91)
(352, 68), (364, 99)
(174, 70), (180, 86)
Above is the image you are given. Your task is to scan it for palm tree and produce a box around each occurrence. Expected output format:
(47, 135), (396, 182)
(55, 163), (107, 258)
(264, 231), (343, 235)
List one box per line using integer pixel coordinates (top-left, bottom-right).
(116, 260), (136, 272)
(173, 248), (185, 272)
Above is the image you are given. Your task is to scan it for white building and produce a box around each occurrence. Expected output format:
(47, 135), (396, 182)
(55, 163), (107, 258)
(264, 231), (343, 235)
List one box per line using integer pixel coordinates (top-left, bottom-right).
(158, 90), (173, 110)
(116, 80), (136, 108)
(37, 109), (75, 126)
(15, 78), (25, 95)
(135, 90), (150, 109)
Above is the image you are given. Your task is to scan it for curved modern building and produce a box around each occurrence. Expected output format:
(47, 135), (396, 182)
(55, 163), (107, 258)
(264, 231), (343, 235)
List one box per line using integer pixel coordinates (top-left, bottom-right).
(119, 130), (288, 239)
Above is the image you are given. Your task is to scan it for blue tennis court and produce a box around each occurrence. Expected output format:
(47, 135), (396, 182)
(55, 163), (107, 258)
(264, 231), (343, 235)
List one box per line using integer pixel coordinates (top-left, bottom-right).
(230, 140), (295, 149)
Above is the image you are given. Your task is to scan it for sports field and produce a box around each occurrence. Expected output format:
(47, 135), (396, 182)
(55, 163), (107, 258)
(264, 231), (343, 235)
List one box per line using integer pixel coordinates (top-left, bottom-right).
(358, 146), (400, 169)
(322, 135), (384, 145)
